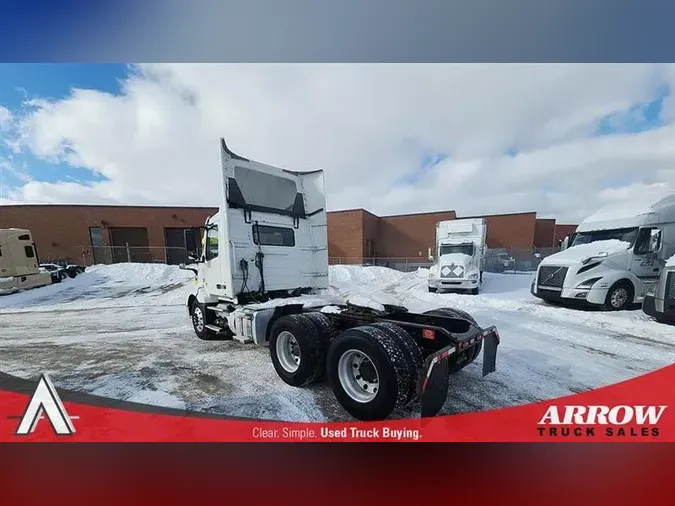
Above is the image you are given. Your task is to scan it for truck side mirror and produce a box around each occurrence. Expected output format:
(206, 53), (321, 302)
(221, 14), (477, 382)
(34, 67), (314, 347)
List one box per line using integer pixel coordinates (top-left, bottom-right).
(560, 236), (569, 250)
(427, 247), (434, 262)
(184, 228), (202, 262)
(648, 229), (662, 253)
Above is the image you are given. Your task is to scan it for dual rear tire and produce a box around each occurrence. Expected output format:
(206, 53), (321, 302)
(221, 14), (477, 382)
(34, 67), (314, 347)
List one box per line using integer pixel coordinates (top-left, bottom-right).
(269, 314), (423, 421)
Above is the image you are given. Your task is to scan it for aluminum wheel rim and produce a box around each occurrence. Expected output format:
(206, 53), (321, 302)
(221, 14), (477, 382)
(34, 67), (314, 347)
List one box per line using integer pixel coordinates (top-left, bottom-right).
(338, 349), (379, 403)
(193, 307), (204, 332)
(611, 288), (628, 308)
(276, 331), (301, 373)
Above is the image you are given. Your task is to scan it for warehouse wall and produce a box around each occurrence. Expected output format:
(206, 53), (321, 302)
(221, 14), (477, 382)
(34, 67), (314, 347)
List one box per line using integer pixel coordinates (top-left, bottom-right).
(0, 205), (217, 264)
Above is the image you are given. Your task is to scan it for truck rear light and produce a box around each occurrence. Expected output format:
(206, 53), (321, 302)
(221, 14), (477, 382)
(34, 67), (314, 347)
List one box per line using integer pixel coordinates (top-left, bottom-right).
(422, 328), (436, 340)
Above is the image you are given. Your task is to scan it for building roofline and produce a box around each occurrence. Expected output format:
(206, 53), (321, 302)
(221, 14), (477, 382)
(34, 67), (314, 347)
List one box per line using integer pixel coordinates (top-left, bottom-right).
(380, 209), (457, 219)
(327, 207), (379, 217)
(459, 210), (537, 219)
(328, 208), (542, 220)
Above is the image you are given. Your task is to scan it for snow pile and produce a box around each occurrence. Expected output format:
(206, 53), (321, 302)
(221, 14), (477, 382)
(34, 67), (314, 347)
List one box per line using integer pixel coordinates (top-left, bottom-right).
(667, 254), (675, 268)
(0, 262), (195, 313)
(545, 240), (631, 263)
(84, 263), (193, 286)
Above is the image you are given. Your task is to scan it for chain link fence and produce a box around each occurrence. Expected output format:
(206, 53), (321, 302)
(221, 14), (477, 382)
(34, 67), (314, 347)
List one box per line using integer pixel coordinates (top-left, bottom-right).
(41, 244), (562, 274)
(330, 247), (561, 273)
(37, 245), (190, 267)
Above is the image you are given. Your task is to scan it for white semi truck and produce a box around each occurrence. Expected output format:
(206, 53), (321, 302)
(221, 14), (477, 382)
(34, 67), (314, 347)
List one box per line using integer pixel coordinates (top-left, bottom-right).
(427, 218), (487, 295)
(0, 228), (53, 295)
(532, 194), (675, 311)
(182, 139), (500, 421)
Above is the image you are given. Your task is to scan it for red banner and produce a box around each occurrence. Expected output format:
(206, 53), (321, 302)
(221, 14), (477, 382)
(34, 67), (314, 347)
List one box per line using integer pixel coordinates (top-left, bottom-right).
(1, 364), (673, 442)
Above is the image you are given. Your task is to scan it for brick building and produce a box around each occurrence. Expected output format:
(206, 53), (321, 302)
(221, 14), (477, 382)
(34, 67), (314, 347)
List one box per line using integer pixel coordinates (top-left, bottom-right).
(0, 204), (575, 266)
(553, 223), (578, 246)
(0, 205), (217, 265)
(327, 208), (562, 262)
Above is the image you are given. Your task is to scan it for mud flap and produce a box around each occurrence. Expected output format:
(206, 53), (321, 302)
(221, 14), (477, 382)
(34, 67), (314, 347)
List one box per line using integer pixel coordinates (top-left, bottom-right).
(417, 346), (453, 418)
(481, 326), (499, 377)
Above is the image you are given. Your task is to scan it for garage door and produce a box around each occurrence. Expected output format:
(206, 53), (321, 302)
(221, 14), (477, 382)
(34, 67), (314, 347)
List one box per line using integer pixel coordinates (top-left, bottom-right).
(109, 227), (152, 263)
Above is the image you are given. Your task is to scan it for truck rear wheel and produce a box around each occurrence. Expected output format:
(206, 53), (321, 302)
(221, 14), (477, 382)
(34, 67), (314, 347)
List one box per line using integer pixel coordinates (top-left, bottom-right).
(423, 308), (482, 373)
(369, 322), (423, 406)
(269, 313), (331, 387)
(326, 325), (413, 421)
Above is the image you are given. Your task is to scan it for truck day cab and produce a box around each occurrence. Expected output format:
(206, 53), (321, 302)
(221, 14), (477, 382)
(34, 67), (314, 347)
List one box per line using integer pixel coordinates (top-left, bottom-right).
(532, 195), (675, 311)
(181, 139), (501, 421)
(427, 218), (487, 295)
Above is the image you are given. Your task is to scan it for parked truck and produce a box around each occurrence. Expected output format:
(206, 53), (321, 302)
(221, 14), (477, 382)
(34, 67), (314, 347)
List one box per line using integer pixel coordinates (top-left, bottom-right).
(642, 255), (675, 324)
(181, 139), (500, 421)
(532, 194), (675, 310)
(0, 228), (52, 295)
(427, 218), (487, 295)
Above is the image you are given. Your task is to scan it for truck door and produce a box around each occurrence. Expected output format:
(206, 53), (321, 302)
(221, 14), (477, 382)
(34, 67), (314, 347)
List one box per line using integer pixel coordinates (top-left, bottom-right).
(203, 222), (225, 297)
(632, 227), (662, 282)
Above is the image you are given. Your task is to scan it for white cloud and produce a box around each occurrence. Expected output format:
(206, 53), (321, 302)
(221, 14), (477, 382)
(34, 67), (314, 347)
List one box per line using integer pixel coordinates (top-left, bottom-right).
(0, 105), (13, 131)
(2, 63), (675, 223)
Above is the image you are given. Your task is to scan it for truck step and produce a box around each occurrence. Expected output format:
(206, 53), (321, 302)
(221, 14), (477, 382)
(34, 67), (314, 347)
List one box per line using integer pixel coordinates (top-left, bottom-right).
(232, 335), (252, 344)
(205, 324), (224, 333)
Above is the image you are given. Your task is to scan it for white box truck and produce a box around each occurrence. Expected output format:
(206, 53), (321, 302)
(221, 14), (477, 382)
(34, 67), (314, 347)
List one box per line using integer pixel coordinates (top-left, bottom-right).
(181, 139), (501, 421)
(0, 228), (52, 295)
(426, 218), (487, 295)
(532, 194), (675, 310)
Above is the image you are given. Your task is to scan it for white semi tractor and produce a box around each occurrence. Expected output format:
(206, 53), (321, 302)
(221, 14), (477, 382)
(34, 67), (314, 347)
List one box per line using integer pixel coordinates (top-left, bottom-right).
(427, 218), (487, 295)
(182, 139), (500, 421)
(532, 194), (675, 311)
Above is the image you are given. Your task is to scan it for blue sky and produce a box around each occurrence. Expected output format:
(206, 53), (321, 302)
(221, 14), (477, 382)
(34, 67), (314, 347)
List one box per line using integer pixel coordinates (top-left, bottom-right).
(0, 64), (673, 206)
(0, 64), (128, 196)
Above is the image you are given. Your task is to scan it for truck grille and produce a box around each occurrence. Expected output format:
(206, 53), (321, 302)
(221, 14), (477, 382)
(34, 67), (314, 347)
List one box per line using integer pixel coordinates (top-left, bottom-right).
(667, 272), (675, 301)
(538, 266), (568, 288)
(440, 264), (465, 278)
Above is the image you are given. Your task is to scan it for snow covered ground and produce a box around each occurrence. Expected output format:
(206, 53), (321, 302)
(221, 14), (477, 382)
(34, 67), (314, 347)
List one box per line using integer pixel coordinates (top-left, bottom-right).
(1, 263), (674, 422)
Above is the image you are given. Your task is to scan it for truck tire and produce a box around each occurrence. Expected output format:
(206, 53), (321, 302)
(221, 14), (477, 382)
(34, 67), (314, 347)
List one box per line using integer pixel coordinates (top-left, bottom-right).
(428, 287), (438, 293)
(191, 301), (217, 341)
(423, 308), (482, 373)
(470, 287), (479, 295)
(269, 313), (331, 387)
(604, 281), (633, 311)
(369, 322), (423, 406)
(326, 325), (412, 421)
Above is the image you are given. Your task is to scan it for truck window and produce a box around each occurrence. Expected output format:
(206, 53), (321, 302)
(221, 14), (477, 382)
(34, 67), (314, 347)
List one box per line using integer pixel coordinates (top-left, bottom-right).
(440, 244), (474, 256)
(634, 228), (656, 255)
(233, 166), (300, 214)
(25, 245), (35, 258)
(253, 225), (295, 247)
(571, 227), (638, 247)
(18, 234), (30, 241)
(205, 225), (219, 260)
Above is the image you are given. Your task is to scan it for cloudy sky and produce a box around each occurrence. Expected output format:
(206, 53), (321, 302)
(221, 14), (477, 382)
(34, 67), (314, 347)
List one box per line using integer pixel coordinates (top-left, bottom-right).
(1, 63), (674, 223)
